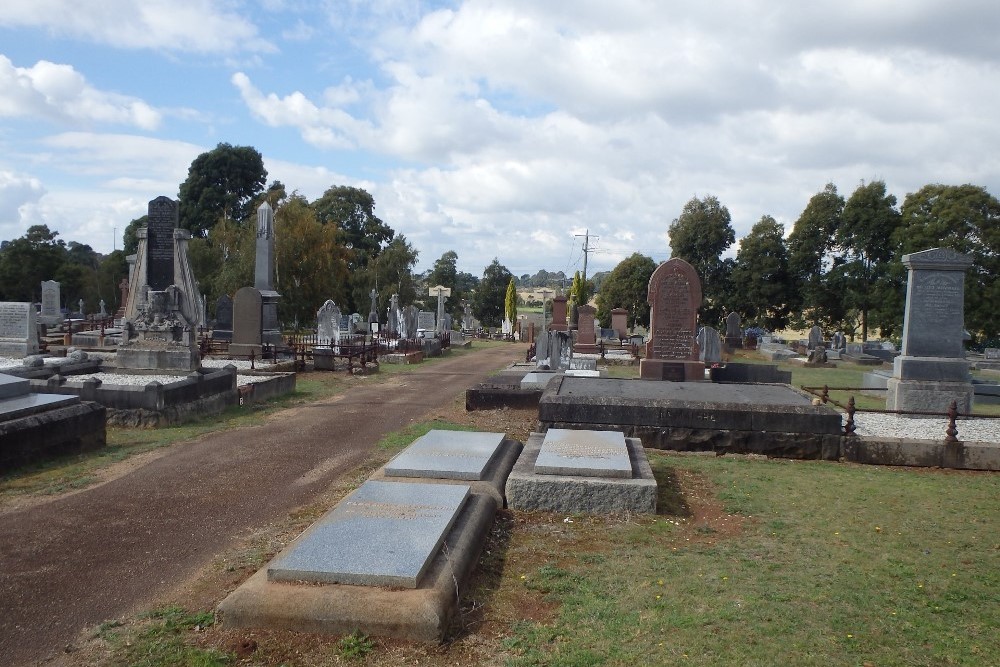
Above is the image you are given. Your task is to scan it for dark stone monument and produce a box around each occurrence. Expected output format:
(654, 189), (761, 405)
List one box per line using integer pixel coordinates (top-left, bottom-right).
(549, 296), (568, 332)
(574, 305), (599, 353)
(214, 294), (233, 341)
(724, 311), (742, 349)
(886, 248), (975, 413)
(610, 308), (628, 340)
(639, 258), (704, 381)
(146, 196), (176, 291)
(230, 286), (263, 358)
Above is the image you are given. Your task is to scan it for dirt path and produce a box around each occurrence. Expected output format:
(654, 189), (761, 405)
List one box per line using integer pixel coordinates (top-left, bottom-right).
(0, 344), (522, 667)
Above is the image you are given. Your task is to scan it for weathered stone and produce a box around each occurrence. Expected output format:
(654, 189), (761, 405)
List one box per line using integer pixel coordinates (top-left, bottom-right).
(384, 430), (506, 481)
(640, 258), (704, 381)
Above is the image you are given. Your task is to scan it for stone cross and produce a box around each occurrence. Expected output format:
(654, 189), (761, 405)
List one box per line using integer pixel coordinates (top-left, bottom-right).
(428, 285), (451, 334)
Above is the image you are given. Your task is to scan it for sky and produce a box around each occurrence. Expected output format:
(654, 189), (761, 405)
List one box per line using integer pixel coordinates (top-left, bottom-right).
(1, 1), (998, 279)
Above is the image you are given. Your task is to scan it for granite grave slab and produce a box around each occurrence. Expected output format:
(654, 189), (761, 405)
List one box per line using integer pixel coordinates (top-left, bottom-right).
(267, 480), (470, 589)
(384, 430), (506, 481)
(535, 428), (632, 478)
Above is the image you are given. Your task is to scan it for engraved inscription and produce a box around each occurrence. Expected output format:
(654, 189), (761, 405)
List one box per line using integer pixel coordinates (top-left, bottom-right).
(0, 303), (30, 339)
(910, 272), (961, 324)
(650, 272), (695, 359)
(551, 442), (622, 459)
(341, 499), (448, 520)
(146, 198), (176, 290)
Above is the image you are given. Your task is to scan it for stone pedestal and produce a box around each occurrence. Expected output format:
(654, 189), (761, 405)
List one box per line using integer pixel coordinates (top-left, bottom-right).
(117, 341), (200, 372)
(886, 357), (974, 413)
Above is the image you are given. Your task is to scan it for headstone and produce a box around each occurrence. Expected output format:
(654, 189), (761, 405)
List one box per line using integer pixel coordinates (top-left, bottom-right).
(403, 306), (419, 339)
(985, 348), (1000, 360)
(550, 296), (568, 331)
(574, 304), (598, 353)
(428, 285), (451, 334)
(534, 330), (550, 367)
(808, 325), (823, 350)
(254, 201), (283, 348)
(639, 258), (704, 381)
(417, 310), (436, 332)
(462, 301), (473, 330)
(386, 294), (400, 336)
(266, 480), (469, 589)
(99, 299), (106, 317)
(832, 331), (845, 351)
(886, 247), (975, 413)
(316, 299), (342, 346)
(725, 311), (742, 349)
(534, 428), (632, 479)
(40, 280), (61, 325)
(229, 286), (263, 358)
(383, 430), (506, 480)
(146, 196), (176, 291)
(214, 294), (233, 341)
(0, 302), (39, 357)
(610, 308), (628, 340)
(697, 326), (723, 364)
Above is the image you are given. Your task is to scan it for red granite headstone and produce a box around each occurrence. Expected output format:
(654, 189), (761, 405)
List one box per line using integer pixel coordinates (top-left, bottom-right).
(549, 296), (568, 331)
(574, 304), (598, 353)
(639, 258), (705, 381)
(610, 308), (628, 340)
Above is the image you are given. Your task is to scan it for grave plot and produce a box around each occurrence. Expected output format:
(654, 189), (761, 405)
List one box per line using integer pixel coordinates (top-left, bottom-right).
(219, 429), (521, 641)
(506, 428), (657, 514)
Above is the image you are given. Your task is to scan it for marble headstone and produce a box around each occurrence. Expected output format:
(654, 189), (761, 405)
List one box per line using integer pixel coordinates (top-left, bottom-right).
(40, 280), (61, 325)
(316, 299), (342, 346)
(0, 302), (39, 357)
(535, 428), (632, 479)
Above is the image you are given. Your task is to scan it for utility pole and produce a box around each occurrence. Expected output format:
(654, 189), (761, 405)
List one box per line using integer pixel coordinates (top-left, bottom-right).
(574, 229), (598, 294)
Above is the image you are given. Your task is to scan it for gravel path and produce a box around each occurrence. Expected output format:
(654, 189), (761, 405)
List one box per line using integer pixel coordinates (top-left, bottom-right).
(850, 412), (1000, 443)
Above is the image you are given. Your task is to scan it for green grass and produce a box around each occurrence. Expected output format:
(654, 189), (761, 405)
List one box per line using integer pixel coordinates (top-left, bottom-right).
(96, 606), (230, 667)
(376, 419), (480, 452)
(502, 453), (1000, 666)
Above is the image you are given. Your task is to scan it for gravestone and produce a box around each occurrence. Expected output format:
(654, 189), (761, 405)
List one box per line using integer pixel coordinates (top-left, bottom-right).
(534, 330), (550, 367)
(266, 480), (469, 588)
(462, 301), (474, 330)
(40, 280), (61, 325)
(639, 258), (705, 381)
(832, 331), (845, 351)
(254, 201), (283, 348)
(386, 294), (400, 336)
(535, 428), (632, 479)
(808, 325), (823, 350)
(417, 310), (436, 333)
(610, 308), (628, 340)
(0, 302), (39, 357)
(725, 311), (742, 349)
(384, 430), (506, 480)
(549, 296), (568, 331)
(230, 286), (263, 358)
(698, 326), (723, 364)
(985, 348), (1000, 360)
(574, 305), (599, 353)
(214, 294), (233, 341)
(403, 305), (419, 339)
(886, 247), (975, 413)
(118, 196), (202, 371)
(316, 300), (342, 346)
(428, 285), (451, 334)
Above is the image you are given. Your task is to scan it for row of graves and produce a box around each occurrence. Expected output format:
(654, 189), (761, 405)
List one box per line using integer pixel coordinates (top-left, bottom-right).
(0, 197), (298, 473)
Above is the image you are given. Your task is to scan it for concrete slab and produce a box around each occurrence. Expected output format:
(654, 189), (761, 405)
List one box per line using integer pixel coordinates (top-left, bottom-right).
(0, 373), (29, 400)
(506, 432), (657, 514)
(267, 481), (469, 588)
(383, 430), (505, 481)
(219, 492), (499, 642)
(520, 371), (557, 390)
(0, 392), (80, 422)
(535, 428), (631, 478)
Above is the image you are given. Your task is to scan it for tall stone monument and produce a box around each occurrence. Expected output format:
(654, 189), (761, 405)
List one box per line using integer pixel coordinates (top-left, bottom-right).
(255, 201), (283, 348)
(886, 248), (975, 413)
(214, 294), (234, 341)
(639, 258), (704, 381)
(40, 280), (62, 326)
(230, 286), (264, 358)
(428, 285), (451, 334)
(574, 304), (599, 353)
(549, 295), (568, 332)
(724, 311), (741, 349)
(119, 196), (202, 371)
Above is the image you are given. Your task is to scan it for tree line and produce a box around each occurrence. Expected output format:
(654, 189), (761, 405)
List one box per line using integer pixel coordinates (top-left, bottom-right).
(595, 182), (1000, 346)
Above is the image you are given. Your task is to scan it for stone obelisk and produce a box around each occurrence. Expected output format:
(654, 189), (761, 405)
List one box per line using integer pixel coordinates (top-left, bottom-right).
(255, 201), (284, 348)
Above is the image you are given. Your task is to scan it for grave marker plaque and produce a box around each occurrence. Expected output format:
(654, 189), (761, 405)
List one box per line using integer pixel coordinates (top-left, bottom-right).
(0, 302), (39, 356)
(267, 480), (469, 588)
(146, 196), (177, 291)
(534, 428), (632, 478)
(384, 430), (505, 480)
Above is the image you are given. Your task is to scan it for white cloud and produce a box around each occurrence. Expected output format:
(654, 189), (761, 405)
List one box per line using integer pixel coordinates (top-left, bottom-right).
(0, 169), (46, 240)
(0, 56), (162, 129)
(0, 0), (274, 54)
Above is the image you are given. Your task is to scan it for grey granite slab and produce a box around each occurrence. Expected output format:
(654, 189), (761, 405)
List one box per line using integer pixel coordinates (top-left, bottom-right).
(0, 373), (29, 399)
(535, 428), (632, 478)
(267, 480), (470, 588)
(384, 430), (506, 480)
(0, 392), (80, 422)
(520, 371), (557, 390)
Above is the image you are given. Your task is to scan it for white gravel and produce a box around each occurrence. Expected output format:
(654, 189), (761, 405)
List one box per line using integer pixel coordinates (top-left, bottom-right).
(59, 371), (279, 388)
(849, 412), (1000, 443)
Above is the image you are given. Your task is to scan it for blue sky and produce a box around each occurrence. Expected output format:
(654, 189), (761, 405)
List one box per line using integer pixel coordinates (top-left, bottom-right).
(1, 1), (998, 278)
